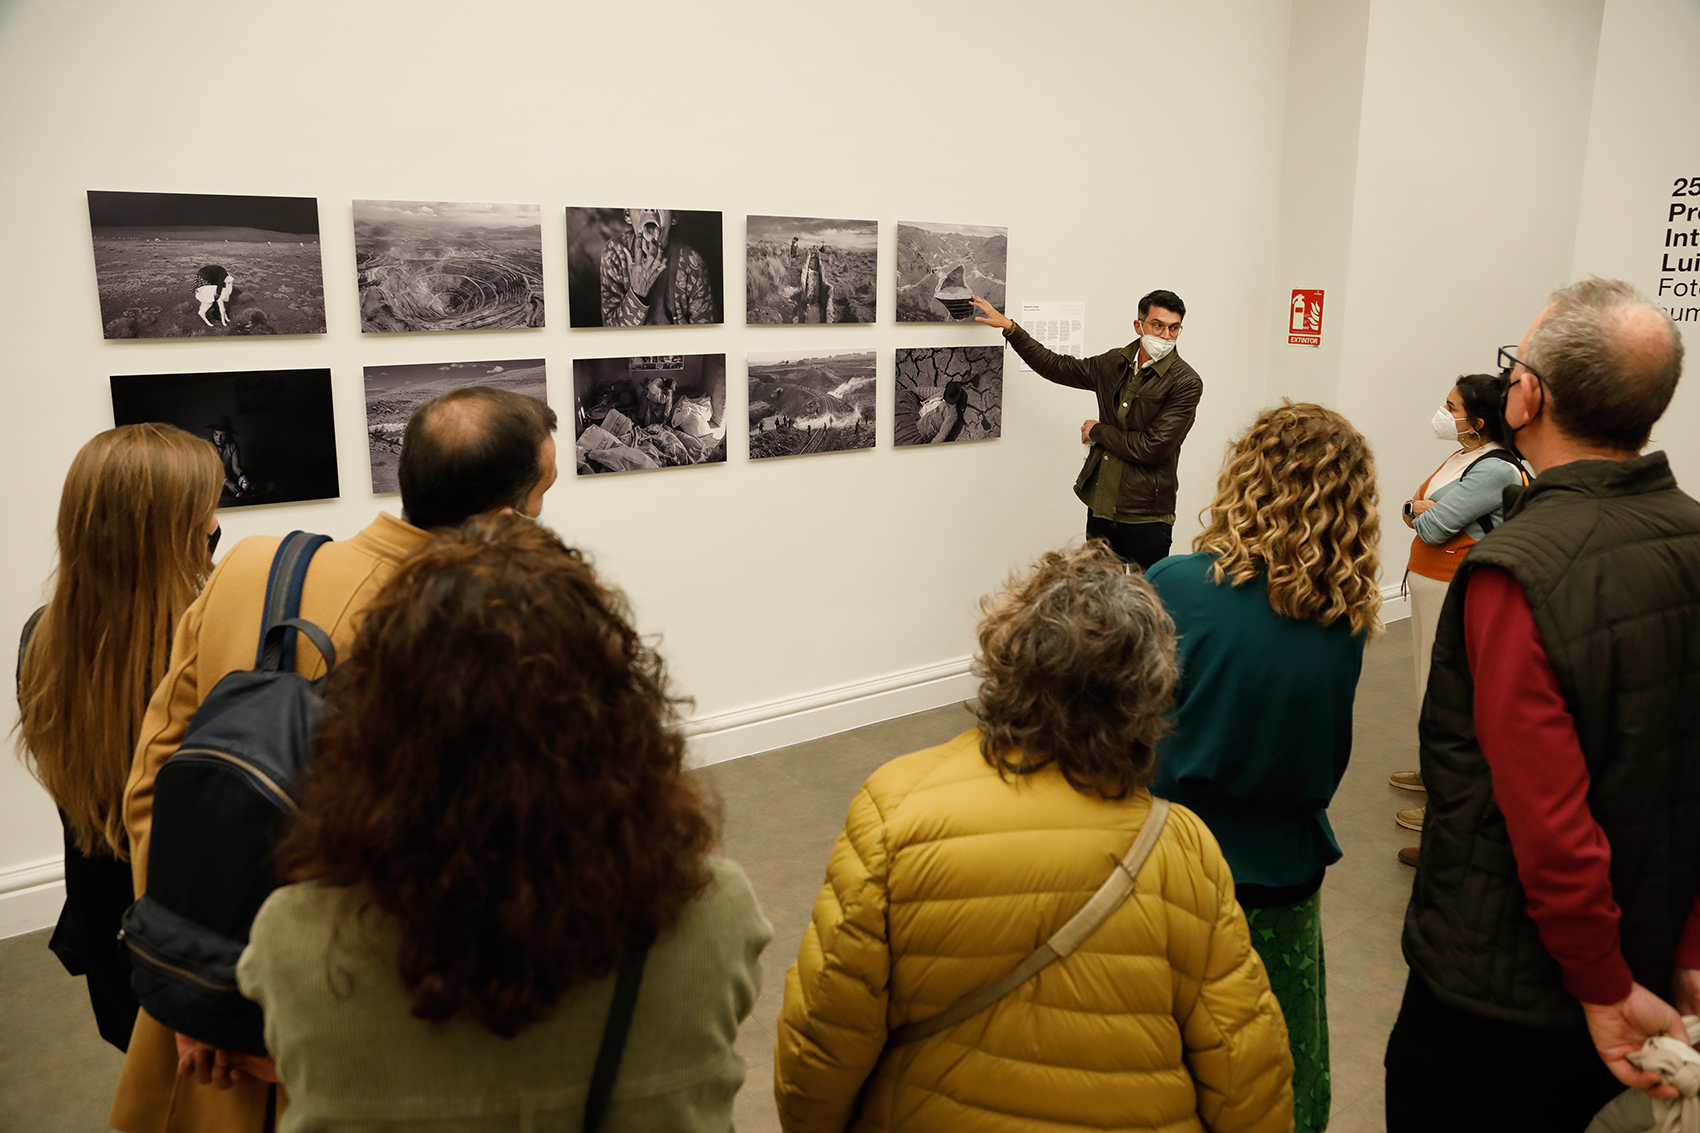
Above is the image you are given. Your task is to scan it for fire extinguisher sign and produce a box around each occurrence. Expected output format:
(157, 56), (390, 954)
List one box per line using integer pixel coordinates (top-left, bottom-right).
(1288, 289), (1324, 346)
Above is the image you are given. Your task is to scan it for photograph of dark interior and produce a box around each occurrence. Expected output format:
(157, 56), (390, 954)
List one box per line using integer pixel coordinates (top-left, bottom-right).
(565, 208), (724, 328)
(88, 191), (326, 339)
(353, 200), (544, 333)
(892, 346), (1004, 446)
(573, 354), (727, 474)
(364, 359), (547, 493)
(745, 216), (877, 324)
(747, 350), (876, 459)
(895, 221), (1007, 323)
(110, 368), (339, 507)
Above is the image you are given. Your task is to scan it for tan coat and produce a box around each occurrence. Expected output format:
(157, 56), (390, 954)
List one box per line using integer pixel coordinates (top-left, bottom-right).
(774, 729), (1293, 1133)
(112, 512), (431, 1133)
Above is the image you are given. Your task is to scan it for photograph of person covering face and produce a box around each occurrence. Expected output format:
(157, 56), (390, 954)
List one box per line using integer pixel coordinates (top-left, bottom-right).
(566, 208), (723, 328)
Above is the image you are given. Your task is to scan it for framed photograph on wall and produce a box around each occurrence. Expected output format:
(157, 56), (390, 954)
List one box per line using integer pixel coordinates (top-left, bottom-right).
(747, 350), (875, 459)
(110, 368), (339, 507)
(353, 200), (544, 332)
(565, 208), (723, 327)
(893, 347), (1004, 446)
(572, 354), (727, 473)
(362, 359), (548, 493)
(745, 216), (877, 324)
(894, 221), (1006, 323)
(87, 191), (325, 339)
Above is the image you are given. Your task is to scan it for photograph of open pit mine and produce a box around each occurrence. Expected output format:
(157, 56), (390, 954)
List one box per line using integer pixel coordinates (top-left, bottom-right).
(88, 191), (326, 339)
(893, 346), (1004, 446)
(747, 350), (876, 459)
(895, 221), (1007, 323)
(354, 201), (544, 333)
(566, 208), (724, 327)
(746, 216), (877, 324)
(110, 367), (339, 507)
(573, 354), (727, 474)
(363, 359), (548, 493)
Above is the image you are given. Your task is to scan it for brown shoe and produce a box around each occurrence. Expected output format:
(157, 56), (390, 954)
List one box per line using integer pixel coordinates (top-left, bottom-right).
(1398, 845), (1421, 867)
(1396, 806), (1426, 831)
(1389, 769), (1425, 791)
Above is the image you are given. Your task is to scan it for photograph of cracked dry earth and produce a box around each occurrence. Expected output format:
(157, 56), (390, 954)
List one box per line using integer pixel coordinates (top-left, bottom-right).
(746, 216), (877, 324)
(895, 221), (1007, 323)
(354, 200), (544, 333)
(363, 359), (548, 493)
(894, 346), (1004, 446)
(88, 191), (326, 339)
(748, 350), (876, 459)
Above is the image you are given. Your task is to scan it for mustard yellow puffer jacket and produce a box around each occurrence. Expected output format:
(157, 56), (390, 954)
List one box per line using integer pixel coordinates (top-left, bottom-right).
(774, 729), (1293, 1133)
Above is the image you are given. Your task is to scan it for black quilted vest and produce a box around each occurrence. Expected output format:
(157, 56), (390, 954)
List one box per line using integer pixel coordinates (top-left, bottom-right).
(1402, 452), (1700, 1027)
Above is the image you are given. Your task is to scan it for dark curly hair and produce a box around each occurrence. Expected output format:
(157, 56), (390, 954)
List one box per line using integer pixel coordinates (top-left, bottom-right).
(972, 542), (1178, 799)
(274, 514), (712, 1038)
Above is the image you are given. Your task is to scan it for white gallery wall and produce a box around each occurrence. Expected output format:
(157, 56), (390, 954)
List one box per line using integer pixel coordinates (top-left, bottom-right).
(1, 0), (1696, 936)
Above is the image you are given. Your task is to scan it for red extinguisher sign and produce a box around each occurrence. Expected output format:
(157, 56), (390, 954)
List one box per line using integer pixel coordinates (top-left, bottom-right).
(1289, 289), (1324, 346)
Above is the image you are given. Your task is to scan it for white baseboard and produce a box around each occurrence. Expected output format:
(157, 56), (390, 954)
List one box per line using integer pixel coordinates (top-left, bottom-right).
(0, 856), (65, 941)
(684, 657), (977, 768)
(1382, 581), (1411, 623)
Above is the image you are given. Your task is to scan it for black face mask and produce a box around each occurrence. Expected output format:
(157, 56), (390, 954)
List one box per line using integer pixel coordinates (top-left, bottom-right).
(208, 524), (222, 559)
(1497, 368), (1545, 464)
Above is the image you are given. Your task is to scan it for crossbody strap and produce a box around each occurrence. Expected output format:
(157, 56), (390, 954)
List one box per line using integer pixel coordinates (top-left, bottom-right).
(583, 949), (649, 1133)
(887, 797), (1171, 1048)
(255, 531), (331, 672)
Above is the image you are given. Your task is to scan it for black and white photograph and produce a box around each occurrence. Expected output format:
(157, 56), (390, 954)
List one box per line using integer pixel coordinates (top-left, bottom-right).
(565, 208), (723, 328)
(573, 354), (727, 474)
(363, 358), (548, 493)
(110, 368), (339, 507)
(88, 191), (326, 339)
(893, 347), (1004, 446)
(354, 200), (544, 333)
(895, 221), (1007, 323)
(747, 350), (876, 459)
(745, 216), (877, 324)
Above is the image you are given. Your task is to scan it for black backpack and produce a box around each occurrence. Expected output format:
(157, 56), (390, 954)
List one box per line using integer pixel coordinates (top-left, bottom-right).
(121, 531), (333, 1056)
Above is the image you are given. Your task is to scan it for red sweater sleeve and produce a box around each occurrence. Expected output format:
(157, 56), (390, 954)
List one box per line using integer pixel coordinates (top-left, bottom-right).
(1464, 566), (1633, 1005)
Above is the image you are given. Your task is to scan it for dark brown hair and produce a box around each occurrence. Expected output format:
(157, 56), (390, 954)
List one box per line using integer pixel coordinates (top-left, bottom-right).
(972, 542), (1177, 799)
(16, 424), (222, 856)
(275, 514), (712, 1037)
(398, 387), (558, 530)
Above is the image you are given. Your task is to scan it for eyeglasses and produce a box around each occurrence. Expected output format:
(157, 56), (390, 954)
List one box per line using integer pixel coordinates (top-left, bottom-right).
(1140, 316), (1183, 337)
(1497, 344), (1546, 385)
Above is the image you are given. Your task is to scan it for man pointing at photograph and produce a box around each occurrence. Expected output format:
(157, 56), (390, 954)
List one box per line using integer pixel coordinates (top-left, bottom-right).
(972, 290), (1202, 569)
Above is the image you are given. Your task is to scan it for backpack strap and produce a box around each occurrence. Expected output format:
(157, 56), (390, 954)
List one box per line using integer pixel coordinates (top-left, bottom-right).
(583, 950), (648, 1133)
(887, 797), (1171, 1048)
(1460, 450), (1532, 535)
(255, 531), (331, 672)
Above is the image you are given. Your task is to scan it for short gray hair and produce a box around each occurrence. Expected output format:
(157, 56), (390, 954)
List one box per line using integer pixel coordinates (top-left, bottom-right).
(1525, 277), (1683, 452)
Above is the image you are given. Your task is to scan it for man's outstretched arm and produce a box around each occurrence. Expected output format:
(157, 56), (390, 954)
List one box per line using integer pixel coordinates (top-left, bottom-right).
(970, 296), (1096, 391)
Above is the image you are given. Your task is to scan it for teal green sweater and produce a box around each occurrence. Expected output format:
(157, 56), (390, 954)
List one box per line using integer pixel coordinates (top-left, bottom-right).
(1147, 553), (1364, 895)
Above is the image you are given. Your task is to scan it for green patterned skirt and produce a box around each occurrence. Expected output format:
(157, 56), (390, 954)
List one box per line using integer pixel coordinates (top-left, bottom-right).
(1244, 889), (1329, 1133)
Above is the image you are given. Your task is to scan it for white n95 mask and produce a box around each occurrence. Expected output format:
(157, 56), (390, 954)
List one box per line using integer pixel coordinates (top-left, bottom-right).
(1141, 334), (1176, 363)
(1432, 406), (1462, 442)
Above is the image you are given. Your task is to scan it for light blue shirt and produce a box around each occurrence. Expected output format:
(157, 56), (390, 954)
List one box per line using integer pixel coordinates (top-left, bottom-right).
(1415, 451), (1526, 543)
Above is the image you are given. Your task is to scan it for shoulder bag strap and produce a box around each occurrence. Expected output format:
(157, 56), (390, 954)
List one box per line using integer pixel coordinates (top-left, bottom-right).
(887, 797), (1172, 1048)
(256, 531), (331, 672)
(583, 949), (649, 1133)
(1459, 450), (1532, 536)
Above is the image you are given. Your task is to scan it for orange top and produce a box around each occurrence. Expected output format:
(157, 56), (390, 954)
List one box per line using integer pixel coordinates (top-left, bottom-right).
(1406, 465), (1476, 583)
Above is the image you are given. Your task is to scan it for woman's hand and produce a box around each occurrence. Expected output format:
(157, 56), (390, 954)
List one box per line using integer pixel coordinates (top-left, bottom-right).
(970, 296), (1013, 330)
(1403, 499), (1436, 528)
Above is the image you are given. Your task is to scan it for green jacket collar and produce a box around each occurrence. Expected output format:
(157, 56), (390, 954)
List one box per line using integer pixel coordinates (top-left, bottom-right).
(1119, 343), (1178, 378)
(1506, 451), (1676, 520)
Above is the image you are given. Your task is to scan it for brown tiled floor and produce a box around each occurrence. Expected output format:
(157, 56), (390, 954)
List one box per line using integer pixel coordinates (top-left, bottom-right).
(0, 620), (1419, 1131)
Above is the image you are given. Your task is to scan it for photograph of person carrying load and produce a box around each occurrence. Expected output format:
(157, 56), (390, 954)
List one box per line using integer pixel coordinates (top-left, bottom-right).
(572, 354), (728, 474)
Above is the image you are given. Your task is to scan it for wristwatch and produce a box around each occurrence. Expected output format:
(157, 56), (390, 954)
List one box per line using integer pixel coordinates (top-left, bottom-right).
(1403, 500), (1415, 519)
(1002, 322), (1016, 338)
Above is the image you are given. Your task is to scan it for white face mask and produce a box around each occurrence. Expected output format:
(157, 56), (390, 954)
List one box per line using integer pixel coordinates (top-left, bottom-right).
(1432, 406), (1467, 442)
(1141, 334), (1175, 362)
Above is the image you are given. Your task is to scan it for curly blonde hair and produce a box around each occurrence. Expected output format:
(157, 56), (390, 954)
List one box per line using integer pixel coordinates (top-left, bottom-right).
(1194, 401), (1383, 636)
(972, 542), (1178, 799)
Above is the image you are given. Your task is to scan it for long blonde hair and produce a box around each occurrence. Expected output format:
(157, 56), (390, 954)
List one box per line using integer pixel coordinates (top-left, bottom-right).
(16, 424), (223, 857)
(1194, 401), (1383, 636)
